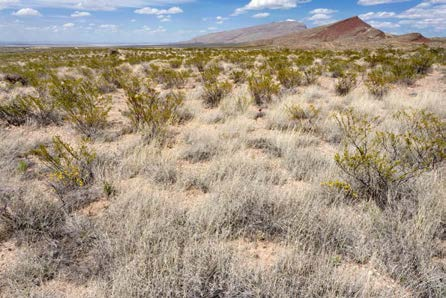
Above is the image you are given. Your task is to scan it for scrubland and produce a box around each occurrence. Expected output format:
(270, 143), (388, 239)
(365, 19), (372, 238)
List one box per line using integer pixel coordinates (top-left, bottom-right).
(0, 46), (445, 297)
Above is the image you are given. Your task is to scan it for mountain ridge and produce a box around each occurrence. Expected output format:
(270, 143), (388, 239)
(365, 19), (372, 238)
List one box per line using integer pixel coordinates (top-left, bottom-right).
(183, 21), (307, 45)
(181, 16), (437, 49)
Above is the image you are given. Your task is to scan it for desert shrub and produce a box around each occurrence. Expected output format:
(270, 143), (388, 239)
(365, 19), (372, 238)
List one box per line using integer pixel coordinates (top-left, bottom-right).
(229, 70), (247, 84)
(169, 58), (183, 69)
(248, 74), (280, 106)
(327, 109), (446, 208)
(100, 66), (125, 90)
(151, 68), (189, 89)
(202, 81), (233, 108)
(30, 136), (96, 194)
(122, 78), (183, 137)
(327, 60), (349, 78)
(389, 61), (417, 86)
(365, 68), (392, 98)
(186, 53), (211, 72)
(0, 91), (58, 126)
(286, 103), (321, 132)
(50, 77), (111, 137)
(201, 64), (221, 84)
(277, 68), (303, 89)
(302, 65), (322, 85)
(410, 49), (434, 75)
(3, 73), (28, 85)
(335, 73), (357, 96)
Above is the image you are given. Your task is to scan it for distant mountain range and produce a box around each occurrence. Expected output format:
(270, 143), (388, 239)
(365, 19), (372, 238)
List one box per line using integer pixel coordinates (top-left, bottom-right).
(183, 21), (307, 45)
(181, 16), (442, 49)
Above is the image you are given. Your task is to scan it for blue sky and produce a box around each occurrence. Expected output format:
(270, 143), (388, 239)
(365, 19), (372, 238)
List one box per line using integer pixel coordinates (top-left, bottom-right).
(0, 0), (445, 44)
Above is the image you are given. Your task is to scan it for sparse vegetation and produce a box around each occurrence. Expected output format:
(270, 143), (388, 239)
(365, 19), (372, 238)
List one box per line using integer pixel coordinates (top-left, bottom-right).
(248, 73), (280, 106)
(0, 46), (445, 297)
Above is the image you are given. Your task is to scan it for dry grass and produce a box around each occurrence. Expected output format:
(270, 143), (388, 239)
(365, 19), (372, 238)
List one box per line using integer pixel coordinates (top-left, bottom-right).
(0, 47), (445, 297)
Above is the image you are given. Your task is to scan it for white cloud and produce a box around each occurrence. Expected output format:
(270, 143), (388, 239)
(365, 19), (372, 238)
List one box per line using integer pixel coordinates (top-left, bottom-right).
(216, 16), (228, 24)
(396, 0), (446, 31)
(369, 20), (400, 28)
(0, 0), (19, 10)
(358, 0), (410, 6)
(285, 18), (296, 21)
(139, 25), (166, 33)
(63, 22), (75, 28)
(359, 11), (396, 20)
(308, 13), (331, 20)
(158, 15), (171, 22)
(307, 7), (337, 24)
(232, 0), (311, 16)
(203, 16), (228, 24)
(12, 8), (41, 16)
(310, 8), (337, 14)
(134, 6), (183, 15)
(252, 12), (270, 18)
(71, 11), (91, 17)
(0, 1), (194, 11)
(99, 24), (118, 31)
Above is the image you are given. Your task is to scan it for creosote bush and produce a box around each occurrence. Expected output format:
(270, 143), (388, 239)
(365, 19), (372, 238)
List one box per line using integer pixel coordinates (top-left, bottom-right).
(365, 68), (392, 98)
(327, 108), (446, 208)
(277, 68), (303, 89)
(248, 74), (280, 106)
(202, 81), (233, 108)
(50, 77), (111, 137)
(30, 136), (96, 195)
(335, 73), (357, 96)
(122, 77), (184, 138)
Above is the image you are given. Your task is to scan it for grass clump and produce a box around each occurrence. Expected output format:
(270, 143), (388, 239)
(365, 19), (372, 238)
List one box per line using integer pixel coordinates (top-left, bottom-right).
(286, 103), (321, 131)
(327, 108), (446, 208)
(248, 74), (280, 106)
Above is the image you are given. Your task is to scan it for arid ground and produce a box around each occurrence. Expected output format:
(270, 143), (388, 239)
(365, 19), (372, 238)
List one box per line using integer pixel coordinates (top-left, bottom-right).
(0, 47), (445, 297)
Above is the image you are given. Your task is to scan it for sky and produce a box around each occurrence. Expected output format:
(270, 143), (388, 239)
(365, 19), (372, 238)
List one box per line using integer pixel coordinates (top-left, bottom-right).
(0, 0), (445, 44)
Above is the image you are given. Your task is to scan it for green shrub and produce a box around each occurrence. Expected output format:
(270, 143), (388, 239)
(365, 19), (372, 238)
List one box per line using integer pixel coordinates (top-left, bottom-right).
(0, 94), (58, 126)
(327, 109), (446, 208)
(277, 68), (303, 89)
(389, 61), (417, 86)
(365, 68), (392, 98)
(410, 50), (434, 75)
(169, 58), (183, 69)
(201, 64), (221, 84)
(335, 73), (357, 96)
(50, 77), (111, 137)
(229, 70), (247, 84)
(248, 74), (280, 106)
(202, 81), (233, 108)
(30, 136), (96, 193)
(122, 78), (183, 137)
(302, 65), (322, 85)
(151, 68), (189, 89)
